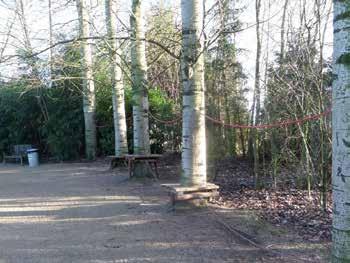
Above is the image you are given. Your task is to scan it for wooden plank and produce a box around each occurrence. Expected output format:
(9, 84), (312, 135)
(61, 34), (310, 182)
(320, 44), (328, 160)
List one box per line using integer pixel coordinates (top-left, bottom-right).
(3, 154), (25, 166)
(174, 191), (219, 201)
(107, 156), (126, 160)
(4, 155), (22, 159)
(162, 183), (219, 194)
(124, 154), (162, 160)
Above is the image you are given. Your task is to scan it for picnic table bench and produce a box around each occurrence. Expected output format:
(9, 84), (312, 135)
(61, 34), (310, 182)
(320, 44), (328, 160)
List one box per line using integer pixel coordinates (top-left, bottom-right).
(3, 144), (32, 165)
(108, 154), (162, 178)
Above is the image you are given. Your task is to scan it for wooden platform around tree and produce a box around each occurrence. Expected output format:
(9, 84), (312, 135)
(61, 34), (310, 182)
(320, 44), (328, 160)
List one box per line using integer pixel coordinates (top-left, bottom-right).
(162, 183), (219, 205)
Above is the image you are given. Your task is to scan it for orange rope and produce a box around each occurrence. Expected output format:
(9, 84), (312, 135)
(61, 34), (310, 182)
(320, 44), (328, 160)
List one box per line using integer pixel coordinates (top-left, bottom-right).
(149, 108), (332, 129)
(148, 111), (182, 125)
(205, 108), (331, 129)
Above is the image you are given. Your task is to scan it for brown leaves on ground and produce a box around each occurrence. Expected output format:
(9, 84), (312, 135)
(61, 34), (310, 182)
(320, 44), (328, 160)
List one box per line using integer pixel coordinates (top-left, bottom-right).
(213, 189), (331, 241)
(211, 158), (332, 242)
(159, 155), (332, 242)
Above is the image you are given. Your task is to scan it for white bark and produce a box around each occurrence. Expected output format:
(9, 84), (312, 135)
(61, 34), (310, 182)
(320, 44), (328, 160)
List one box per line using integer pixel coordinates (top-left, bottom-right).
(253, 0), (262, 126)
(17, 0), (32, 52)
(332, 1), (350, 261)
(76, 0), (97, 160)
(280, 0), (289, 61)
(253, 0), (262, 187)
(48, 0), (54, 86)
(130, 0), (150, 155)
(105, 0), (128, 156)
(180, 0), (207, 187)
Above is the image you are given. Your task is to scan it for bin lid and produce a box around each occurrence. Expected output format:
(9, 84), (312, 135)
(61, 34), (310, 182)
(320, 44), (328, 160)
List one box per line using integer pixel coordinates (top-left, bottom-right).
(27, 148), (39, 153)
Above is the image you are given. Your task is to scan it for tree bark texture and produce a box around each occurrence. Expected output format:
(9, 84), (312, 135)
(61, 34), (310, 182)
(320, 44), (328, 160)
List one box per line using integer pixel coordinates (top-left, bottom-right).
(332, 0), (350, 261)
(76, 0), (97, 160)
(130, 0), (150, 155)
(105, 0), (128, 156)
(180, 0), (207, 187)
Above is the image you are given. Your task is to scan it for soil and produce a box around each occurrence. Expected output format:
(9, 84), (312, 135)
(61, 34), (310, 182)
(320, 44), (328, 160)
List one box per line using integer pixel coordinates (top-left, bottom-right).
(0, 159), (330, 263)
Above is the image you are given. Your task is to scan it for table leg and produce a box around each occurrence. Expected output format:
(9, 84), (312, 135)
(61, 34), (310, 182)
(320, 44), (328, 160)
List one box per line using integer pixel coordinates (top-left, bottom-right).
(154, 161), (159, 179)
(110, 159), (115, 170)
(128, 159), (132, 178)
(146, 161), (157, 180)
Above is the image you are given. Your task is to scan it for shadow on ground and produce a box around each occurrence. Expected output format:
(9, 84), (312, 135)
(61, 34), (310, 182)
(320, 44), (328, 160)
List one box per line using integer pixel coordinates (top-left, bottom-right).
(0, 162), (330, 263)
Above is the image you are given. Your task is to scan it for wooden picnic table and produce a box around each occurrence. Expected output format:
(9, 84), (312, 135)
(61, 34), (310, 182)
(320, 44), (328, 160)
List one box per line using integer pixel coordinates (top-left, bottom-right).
(108, 155), (127, 169)
(125, 154), (161, 178)
(108, 154), (162, 178)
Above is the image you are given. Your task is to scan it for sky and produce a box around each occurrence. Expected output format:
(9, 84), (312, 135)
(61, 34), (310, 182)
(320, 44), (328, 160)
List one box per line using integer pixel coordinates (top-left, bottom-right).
(0, 0), (333, 99)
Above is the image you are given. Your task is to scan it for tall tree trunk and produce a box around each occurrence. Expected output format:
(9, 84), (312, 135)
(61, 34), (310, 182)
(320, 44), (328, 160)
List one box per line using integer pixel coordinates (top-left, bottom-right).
(280, 0), (289, 61)
(130, 0), (150, 155)
(269, 0), (287, 188)
(253, 0), (262, 188)
(239, 127), (246, 157)
(297, 122), (314, 198)
(105, 0), (128, 156)
(17, 0), (38, 77)
(48, 0), (54, 86)
(17, 0), (49, 121)
(315, 0), (332, 212)
(17, 0), (32, 52)
(219, 0), (236, 157)
(332, 1), (350, 261)
(225, 98), (236, 156)
(76, 0), (97, 160)
(254, 0), (262, 138)
(180, 0), (207, 187)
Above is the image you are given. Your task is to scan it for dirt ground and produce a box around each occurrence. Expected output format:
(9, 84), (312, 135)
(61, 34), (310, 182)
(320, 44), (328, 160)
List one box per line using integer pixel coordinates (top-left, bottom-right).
(0, 161), (330, 263)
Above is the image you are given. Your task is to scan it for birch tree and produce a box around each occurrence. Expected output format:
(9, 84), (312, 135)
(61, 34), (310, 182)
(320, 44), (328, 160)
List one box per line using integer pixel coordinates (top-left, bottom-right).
(181, 0), (207, 187)
(16, 0), (37, 75)
(76, 0), (96, 160)
(48, 0), (54, 86)
(105, 0), (128, 156)
(17, 0), (32, 53)
(130, 0), (150, 155)
(280, 0), (289, 61)
(252, 0), (262, 187)
(332, 1), (350, 260)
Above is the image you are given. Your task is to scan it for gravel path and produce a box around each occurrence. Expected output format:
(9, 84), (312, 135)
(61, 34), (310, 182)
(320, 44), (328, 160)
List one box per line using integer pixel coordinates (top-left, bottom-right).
(0, 162), (257, 263)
